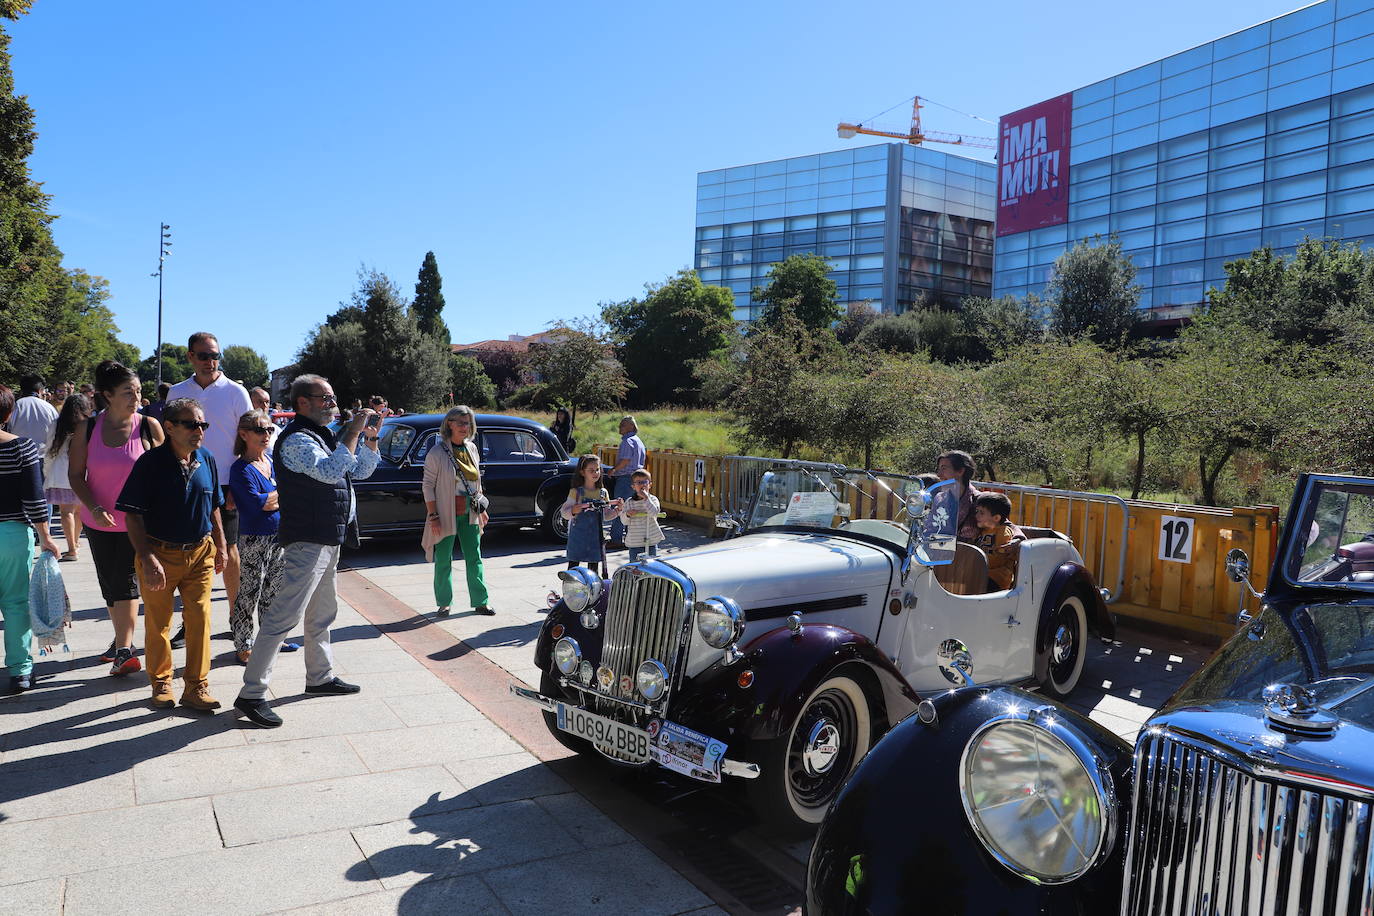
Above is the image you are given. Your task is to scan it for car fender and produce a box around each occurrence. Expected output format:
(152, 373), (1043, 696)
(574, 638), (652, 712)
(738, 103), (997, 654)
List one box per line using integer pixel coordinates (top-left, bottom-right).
(535, 474), (575, 515)
(532, 580), (611, 673)
(806, 685), (1132, 916)
(1034, 563), (1116, 685)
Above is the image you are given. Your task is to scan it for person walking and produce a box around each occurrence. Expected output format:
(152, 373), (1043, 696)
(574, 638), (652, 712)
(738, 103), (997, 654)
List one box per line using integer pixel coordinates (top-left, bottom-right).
(227, 409), (285, 664)
(234, 374), (379, 728)
(68, 361), (162, 675)
(421, 406), (493, 618)
(116, 398), (226, 710)
(45, 393), (92, 561)
(606, 416), (645, 550)
(167, 331), (252, 631)
(0, 385), (61, 693)
(9, 374), (58, 455)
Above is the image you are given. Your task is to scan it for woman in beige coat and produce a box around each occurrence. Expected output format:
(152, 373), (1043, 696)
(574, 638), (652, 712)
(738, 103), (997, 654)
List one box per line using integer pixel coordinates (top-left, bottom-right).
(421, 406), (492, 617)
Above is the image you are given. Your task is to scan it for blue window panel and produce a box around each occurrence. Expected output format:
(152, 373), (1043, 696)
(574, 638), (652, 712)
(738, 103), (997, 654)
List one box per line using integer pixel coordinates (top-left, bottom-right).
(723, 207), (754, 222)
(851, 175), (885, 193)
(1337, 81), (1374, 116)
(1210, 207), (1264, 235)
(1135, 268), (1155, 287)
(1333, 58), (1374, 93)
(1113, 165), (1158, 192)
(1268, 147), (1329, 180)
(820, 150), (854, 167)
(753, 189), (785, 206)
(696, 225), (725, 240)
(787, 155), (820, 173)
(851, 190), (885, 208)
(818, 195), (852, 212)
(757, 174), (788, 192)
(1212, 114), (1267, 145)
(1070, 175), (1111, 202)
(1163, 44), (1213, 77)
(1126, 245), (1155, 267)
(1157, 238), (1206, 263)
(1071, 215), (1110, 238)
(1273, 2), (1334, 40)
(1340, 0), (1374, 19)
(1269, 73), (1335, 108)
(1207, 229), (1262, 257)
(1211, 92), (1267, 126)
(725, 193), (755, 209)
(995, 232), (1030, 252)
(755, 204), (786, 220)
(1266, 172), (1329, 202)
(1210, 161), (1266, 192)
(1161, 87), (1210, 119)
(1073, 137), (1112, 163)
(1161, 174), (1208, 201)
(1069, 197), (1110, 219)
(1269, 98), (1332, 133)
(1270, 48), (1334, 88)
(1265, 196), (1326, 224)
(1263, 222), (1323, 247)
(699, 169), (727, 186)
(1116, 226), (1155, 249)
(1160, 262), (1205, 285)
(1158, 218), (1206, 242)
(1114, 145), (1159, 170)
(1160, 151), (1208, 180)
(1338, 8), (1374, 43)
(781, 201), (814, 218)
(1161, 130), (1210, 159)
(1332, 132), (1374, 164)
(853, 158), (886, 178)
(1111, 206), (1156, 231)
(1213, 46), (1269, 83)
(1116, 84), (1161, 114)
(1215, 22), (1271, 59)
(1336, 31), (1374, 69)
(1114, 103), (1160, 132)
(1159, 109), (1211, 141)
(854, 144), (887, 162)
(1212, 69), (1268, 104)
(1117, 61), (1162, 92)
(1114, 124), (1159, 153)
(1030, 224), (1069, 246)
(1071, 117), (1113, 145)
(1268, 122), (1330, 156)
(1329, 208), (1374, 237)
(1211, 138), (1266, 168)
(1159, 196), (1206, 222)
(1330, 159), (1374, 190)
(785, 170), (818, 188)
(1114, 187), (1157, 210)
(1074, 80), (1115, 111)
(726, 165), (757, 181)
(819, 165), (855, 183)
(1210, 184), (1264, 213)
(1162, 67), (1210, 102)
(1270, 24), (1335, 65)
(996, 248), (1029, 269)
(1331, 185), (1374, 212)
(697, 184), (724, 201)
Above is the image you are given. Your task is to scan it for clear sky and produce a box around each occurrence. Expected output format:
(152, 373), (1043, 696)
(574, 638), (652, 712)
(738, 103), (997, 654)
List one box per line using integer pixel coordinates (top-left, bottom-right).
(13, 0), (1306, 371)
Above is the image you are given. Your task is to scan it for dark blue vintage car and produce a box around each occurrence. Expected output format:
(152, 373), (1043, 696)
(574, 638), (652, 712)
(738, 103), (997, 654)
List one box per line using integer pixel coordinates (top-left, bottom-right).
(353, 413), (579, 541)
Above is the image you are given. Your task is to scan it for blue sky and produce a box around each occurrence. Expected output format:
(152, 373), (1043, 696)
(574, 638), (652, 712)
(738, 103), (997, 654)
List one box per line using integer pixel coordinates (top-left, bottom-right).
(14, 0), (1303, 372)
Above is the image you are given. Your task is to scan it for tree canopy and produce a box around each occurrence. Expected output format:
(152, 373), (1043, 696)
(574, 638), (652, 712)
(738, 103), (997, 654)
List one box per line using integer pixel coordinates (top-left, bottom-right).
(519, 320), (631, 424)
(1045, 236), (1141, 347)
(222, 345), (269, 390)
(411, 250), (449, 344)
(752, 253), (841, 331)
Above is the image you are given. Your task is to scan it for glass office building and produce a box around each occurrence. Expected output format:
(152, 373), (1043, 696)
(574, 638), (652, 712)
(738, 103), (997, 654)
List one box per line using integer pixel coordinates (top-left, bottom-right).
(695, 143), (996, 321)
(993, 0), (1374, 319)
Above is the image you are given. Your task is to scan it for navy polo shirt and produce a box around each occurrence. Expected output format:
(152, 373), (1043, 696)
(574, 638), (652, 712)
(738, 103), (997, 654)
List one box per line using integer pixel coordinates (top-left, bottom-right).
(116, 444), (223, 543)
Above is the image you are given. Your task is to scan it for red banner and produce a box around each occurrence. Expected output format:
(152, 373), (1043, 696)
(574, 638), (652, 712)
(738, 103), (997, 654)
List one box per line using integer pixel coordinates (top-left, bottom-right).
(996, 93), (1073, 237)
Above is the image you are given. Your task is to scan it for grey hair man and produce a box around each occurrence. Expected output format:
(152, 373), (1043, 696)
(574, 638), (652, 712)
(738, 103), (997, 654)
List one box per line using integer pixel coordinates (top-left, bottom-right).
(606, 415), (645, 548)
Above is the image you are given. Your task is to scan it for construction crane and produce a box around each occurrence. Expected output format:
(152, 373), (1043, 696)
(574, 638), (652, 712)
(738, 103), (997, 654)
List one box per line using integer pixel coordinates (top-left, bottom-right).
(837, 96), (996, 150)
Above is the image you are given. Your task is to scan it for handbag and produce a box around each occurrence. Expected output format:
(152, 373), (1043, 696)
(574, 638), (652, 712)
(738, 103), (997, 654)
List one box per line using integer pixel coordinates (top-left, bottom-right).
(446, 443), (490, 516)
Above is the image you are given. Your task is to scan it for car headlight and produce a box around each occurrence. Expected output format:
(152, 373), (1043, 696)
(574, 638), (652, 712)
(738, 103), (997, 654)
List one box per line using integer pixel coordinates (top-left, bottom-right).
(558, 567), (602, 612)
(695, 596), (743, 649)
(552, 637), (581, 677)
(959, 712), (1116, 884)
(636, 660), (667, 701)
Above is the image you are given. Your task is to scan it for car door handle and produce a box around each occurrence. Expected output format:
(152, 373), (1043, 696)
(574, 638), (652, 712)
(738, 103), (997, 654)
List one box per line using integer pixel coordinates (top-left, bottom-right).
(543, 467), (560, 474)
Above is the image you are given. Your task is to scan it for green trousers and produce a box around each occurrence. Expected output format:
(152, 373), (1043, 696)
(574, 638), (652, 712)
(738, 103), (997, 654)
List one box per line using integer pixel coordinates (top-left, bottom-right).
(433, 518), (489, 609)
(0, 521), (35, 676)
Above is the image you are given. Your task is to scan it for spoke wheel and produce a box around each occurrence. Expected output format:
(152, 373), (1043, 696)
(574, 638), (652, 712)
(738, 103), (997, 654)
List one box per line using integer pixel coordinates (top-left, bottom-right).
(769, 675), (872, 829)
(541, 502), (570, 542)
(1042, 594), (1087, 699)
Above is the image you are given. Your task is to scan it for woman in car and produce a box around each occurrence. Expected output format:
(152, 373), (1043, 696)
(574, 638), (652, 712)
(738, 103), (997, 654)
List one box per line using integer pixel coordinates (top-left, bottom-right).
(936, 450), (981, 542)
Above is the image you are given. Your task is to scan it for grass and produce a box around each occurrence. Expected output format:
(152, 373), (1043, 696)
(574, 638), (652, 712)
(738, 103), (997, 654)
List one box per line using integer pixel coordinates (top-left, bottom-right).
(502, 408), (736, 457)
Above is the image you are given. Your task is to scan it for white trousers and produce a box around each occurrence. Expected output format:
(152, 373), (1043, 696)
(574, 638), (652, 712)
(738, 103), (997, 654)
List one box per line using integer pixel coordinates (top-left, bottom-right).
(239, 541), (340, 700)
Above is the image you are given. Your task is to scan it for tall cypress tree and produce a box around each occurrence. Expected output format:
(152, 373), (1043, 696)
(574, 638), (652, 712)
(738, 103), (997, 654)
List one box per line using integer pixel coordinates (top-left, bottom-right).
(412, 250), (449, 344)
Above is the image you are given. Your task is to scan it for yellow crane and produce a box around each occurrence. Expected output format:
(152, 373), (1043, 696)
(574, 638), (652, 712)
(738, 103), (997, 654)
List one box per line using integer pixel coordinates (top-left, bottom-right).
(837, 96), (996, 150)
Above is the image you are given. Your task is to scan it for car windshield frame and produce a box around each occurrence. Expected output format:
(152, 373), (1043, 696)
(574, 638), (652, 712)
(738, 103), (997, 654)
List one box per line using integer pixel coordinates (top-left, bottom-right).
(743, 461), (931, 549)
(1281, 475), (1374, 595)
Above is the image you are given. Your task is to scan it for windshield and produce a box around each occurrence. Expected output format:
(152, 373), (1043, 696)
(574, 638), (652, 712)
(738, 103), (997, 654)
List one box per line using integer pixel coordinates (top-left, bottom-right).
(1285, 480), (1374, 590)
(746, 466), (925, 548)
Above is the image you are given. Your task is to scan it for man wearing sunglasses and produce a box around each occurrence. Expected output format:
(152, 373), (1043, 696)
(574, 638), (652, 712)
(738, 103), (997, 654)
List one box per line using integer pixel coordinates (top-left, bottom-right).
(167, 331), (252, 645)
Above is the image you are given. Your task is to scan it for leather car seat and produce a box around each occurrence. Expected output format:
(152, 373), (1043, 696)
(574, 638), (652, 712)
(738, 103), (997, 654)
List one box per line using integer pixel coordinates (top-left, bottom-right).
(934, 542), (990, 596)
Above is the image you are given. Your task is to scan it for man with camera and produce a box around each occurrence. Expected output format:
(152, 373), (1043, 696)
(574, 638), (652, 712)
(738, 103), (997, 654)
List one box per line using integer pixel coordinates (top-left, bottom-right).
(233, 374), (380, 728)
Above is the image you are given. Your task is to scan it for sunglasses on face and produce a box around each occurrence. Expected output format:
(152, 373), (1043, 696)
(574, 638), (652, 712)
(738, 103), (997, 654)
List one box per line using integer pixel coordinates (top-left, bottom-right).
(170, 420), (210, 430)
(192, 351), (222, 361)
(243, 425), (274, 435)
(305, 393), (337, 404)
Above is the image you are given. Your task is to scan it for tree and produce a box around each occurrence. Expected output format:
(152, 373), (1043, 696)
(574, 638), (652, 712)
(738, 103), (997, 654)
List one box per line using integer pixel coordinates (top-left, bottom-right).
(1045, 236), (1141, 347)
(138, 344), (193, 386)
(222, 345), (269, 389)
(448, 353), (496, 408)
(958, 295), (1045, 362)
(520, 320), (631, 425)
(411, 251), (449, 344)
(602, 269), (735, 406)
(853, 311), (925, 355)
(835, 302), (879, 345)
(45, 269), (126, 385)
(465, 347), (525, 402)
(730, 308), (837, 458)
(295, 321), (366, 405)
(752, 253), (841, 331)
(821, 355), (913, 468)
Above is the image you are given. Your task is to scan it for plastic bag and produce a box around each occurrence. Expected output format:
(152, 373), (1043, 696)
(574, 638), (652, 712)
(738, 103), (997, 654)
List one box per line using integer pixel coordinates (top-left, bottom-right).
(28, 551), (71, 655)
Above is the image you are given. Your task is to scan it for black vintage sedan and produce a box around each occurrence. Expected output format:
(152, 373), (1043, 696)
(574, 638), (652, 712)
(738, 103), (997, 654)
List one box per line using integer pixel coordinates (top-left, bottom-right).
(353, 413), (579, 541)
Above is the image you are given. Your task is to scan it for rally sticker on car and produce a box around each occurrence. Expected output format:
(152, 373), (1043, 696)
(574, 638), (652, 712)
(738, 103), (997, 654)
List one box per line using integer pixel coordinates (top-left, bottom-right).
(651, 722), (727, 783)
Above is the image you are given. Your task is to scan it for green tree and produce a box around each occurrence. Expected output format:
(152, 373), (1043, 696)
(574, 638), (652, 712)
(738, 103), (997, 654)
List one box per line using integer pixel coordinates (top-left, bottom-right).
(730, 308), (837, 457)
(411, 250), (449, 343)
(853, 311), (925, 355)
(45, 269), (125, 385)
(448, 353), (496, 408)
(353, 268), (449, 409)
(821, 355), (912, 468)
(752, 253), (841, 331)
(520, 320), (631, 425)
(1045, 236), (1141, 347)
(835, 302), (879, 345)
(295, 321), (366, 405)
(222, 344), (269, 389)
(137, 344), (194, 386)
(958, 295), (1045, 361)
(602, 269), (735, 406)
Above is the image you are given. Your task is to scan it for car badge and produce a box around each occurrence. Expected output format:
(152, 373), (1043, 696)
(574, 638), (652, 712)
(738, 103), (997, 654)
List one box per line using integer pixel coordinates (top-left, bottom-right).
(1262, 683), (1339, 735)
(646, 718), (662, 739)
(620, 675), (634, 695)
(597, 666), (614, 690)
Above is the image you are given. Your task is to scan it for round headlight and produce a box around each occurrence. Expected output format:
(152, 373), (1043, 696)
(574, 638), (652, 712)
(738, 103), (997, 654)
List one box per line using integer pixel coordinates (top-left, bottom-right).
(552, 637), (581, 677)
(695, 596), (743, 650)
(960, 715), (1115, 884)
(636, 660), (667, 702)
(559, 567), (601, 612)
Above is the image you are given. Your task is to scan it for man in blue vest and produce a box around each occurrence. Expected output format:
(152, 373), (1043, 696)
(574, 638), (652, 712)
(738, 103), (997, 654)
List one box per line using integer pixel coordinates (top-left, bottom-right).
(234, 374), (379, 728)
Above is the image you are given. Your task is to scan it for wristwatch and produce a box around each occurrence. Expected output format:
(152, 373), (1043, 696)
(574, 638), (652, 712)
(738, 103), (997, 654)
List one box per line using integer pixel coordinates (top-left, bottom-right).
(365, 436), (380, 442)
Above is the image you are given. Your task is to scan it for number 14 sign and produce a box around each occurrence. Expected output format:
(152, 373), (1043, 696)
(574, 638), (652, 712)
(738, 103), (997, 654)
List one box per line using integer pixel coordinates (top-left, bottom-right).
(1158, 515), (1194, 563)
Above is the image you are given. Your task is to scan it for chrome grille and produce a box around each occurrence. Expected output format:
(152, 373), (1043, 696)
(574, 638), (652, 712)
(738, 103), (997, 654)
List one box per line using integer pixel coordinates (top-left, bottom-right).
(600, 568), (686, 704)
(1122, 730), (1374, 916)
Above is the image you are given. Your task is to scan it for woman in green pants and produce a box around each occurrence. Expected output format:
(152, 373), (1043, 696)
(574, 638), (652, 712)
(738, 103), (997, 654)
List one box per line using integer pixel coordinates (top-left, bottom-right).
(421, 406), (493, 617)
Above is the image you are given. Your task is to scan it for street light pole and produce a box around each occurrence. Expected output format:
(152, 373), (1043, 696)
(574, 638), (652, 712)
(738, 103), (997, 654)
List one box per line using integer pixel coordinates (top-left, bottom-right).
(153, 223), (171, 384)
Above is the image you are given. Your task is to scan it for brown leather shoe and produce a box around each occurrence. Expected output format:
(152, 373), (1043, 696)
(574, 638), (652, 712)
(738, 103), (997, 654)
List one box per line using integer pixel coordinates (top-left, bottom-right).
(179, 683), (221, 711)
(150, 678), (176, 709)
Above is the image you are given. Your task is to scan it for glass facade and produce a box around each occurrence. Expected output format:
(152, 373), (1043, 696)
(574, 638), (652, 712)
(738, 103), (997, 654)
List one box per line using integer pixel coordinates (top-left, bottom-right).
(993, 0), (1374, 317)
(696, 143), (995, 321)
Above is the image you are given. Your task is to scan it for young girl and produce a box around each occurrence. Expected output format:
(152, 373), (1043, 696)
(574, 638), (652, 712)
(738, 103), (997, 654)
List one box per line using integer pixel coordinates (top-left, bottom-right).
(560, 455), (623, 571)
(622, 469), (664, 562)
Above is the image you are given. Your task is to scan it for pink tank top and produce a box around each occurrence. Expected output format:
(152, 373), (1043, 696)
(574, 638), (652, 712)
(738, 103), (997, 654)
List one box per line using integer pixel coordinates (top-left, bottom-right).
(79, 411), (148, 533)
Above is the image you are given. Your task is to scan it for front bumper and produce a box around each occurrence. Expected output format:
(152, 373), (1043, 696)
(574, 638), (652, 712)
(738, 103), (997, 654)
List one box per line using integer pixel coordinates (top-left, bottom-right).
(508, 681), (761, 781)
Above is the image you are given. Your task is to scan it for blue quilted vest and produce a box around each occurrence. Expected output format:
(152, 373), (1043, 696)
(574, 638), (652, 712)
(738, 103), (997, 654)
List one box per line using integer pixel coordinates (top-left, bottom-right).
(273, 417), (353, 547)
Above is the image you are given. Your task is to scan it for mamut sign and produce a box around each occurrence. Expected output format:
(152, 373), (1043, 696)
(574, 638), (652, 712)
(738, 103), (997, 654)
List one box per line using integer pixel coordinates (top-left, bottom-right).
(996, 93), (1072, 237)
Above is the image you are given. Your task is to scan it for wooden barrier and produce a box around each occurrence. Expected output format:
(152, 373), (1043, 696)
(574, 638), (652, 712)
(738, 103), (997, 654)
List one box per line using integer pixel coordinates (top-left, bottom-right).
(591, 446), (722, 521)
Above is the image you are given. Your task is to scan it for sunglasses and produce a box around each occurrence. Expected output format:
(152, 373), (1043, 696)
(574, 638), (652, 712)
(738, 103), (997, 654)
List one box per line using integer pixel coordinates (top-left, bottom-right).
(192, 351), (222, 361)
(243, 425), (274, 434)
(169, 420), (210, 430)
(305, 394), (338, 404)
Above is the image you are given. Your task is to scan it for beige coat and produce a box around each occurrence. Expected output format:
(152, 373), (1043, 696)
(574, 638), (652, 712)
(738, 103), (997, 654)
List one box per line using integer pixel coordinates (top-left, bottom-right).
(421, 437), (485, 562)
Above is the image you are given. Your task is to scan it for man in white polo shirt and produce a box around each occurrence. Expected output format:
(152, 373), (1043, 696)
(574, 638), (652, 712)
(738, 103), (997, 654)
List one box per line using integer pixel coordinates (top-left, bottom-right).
(168, 331), (252, 627)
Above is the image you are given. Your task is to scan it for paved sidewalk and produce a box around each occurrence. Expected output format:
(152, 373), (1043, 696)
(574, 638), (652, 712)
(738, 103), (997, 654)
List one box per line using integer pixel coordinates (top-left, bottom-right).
(0, 524), (720, 916)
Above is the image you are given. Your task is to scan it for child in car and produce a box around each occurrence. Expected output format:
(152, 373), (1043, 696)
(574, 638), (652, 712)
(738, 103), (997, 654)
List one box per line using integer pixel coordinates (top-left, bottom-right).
(973, 492), (1023, 591)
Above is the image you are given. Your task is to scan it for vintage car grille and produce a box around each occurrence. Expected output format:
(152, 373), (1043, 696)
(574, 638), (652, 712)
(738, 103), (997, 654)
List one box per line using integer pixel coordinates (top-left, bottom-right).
(1122, 730), (1374, 916)
(598, 568), (687, 704)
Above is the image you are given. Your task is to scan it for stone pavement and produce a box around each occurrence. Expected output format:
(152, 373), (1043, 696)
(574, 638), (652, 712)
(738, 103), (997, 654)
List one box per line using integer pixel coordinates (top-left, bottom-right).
(0, 519), (1220, 914)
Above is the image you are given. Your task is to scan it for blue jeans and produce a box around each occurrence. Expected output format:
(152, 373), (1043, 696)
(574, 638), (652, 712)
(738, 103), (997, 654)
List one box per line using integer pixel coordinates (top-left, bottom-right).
(628, 545), (657, 563)
(609, 475), (634, 542)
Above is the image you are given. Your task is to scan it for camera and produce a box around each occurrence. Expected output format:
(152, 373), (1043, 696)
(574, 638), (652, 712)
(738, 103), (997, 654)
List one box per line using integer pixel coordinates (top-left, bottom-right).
(587, 498), (610, 510)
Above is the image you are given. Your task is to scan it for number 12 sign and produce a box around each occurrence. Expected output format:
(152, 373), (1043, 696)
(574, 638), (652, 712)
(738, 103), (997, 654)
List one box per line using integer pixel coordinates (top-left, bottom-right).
(1159, 515), (1194, 563)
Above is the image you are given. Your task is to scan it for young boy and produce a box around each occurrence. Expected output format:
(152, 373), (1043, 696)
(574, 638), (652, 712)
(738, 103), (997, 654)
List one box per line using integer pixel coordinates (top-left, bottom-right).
(972, 492), (1023, 591)
(622, 469), (664, 562)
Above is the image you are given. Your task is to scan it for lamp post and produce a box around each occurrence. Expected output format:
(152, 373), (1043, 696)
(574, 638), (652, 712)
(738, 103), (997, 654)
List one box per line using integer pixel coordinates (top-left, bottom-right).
(152, 223), (172, 384)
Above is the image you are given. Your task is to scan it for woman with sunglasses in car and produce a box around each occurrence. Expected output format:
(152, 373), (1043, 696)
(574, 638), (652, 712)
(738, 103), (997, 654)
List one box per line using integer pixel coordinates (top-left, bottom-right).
(227, 409), (287, 665)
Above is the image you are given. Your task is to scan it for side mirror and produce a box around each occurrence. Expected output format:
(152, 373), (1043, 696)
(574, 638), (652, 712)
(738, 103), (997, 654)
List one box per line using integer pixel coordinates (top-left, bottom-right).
(937, 638), (976, 687)
(1225, 548), (1250, 583)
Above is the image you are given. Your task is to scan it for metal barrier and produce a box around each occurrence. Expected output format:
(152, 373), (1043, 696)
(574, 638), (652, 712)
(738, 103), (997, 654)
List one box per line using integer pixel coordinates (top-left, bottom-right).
(720, 455), (837, 521)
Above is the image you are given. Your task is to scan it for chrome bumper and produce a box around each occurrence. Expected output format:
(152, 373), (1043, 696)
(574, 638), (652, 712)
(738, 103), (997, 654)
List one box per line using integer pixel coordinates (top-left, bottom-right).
(507, 680), (761, 780)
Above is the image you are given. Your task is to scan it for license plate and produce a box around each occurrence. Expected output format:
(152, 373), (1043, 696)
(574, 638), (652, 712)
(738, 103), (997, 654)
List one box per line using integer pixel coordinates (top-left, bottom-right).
(556, 703), (651, 763)
(650, 721), (728, 783)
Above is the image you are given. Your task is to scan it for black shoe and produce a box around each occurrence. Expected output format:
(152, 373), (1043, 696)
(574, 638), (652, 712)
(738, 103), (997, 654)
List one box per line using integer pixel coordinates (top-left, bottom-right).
(9, 674), (32, 693)
(170, 626), (186, 650)
(474, 606), (496, 616)
(233, 696), (283, 728)
(99, 640), (117, 663)
(305, 677), (361, 696)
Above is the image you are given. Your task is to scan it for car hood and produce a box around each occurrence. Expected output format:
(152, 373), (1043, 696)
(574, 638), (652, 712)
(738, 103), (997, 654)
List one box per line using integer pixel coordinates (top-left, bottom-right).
(660, 530), (894, 609)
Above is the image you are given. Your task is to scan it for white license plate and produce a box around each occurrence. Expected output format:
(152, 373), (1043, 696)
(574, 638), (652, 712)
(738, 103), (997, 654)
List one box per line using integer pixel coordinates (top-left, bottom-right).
(556, 703), (651, 763)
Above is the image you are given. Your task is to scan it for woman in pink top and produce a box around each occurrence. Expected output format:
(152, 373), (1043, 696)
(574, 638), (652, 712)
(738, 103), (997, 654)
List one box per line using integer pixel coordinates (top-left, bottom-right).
(69, 361), (164, 675)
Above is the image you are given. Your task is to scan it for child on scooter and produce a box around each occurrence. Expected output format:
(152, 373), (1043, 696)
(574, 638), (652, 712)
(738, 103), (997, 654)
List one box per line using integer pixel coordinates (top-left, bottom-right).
(559, 455), (623, 571)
